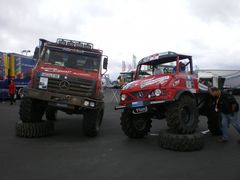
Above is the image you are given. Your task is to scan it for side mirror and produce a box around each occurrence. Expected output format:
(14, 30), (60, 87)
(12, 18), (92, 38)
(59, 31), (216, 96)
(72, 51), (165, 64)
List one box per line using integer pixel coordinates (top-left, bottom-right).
(103, 57), (108, 70)
(33, 47), (39, 60)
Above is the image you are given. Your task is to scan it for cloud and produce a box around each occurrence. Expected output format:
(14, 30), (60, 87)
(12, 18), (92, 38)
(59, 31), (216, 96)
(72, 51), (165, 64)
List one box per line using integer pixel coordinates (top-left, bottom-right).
(0, 0), (240, 80)
(0, 0), (111, 52)
(186, 0), (240, 24)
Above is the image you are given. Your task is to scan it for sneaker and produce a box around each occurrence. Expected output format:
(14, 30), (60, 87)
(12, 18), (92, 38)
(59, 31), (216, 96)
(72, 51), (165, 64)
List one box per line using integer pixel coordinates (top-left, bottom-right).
(218, 138), (228, 143)
(201, 129), (210, 135)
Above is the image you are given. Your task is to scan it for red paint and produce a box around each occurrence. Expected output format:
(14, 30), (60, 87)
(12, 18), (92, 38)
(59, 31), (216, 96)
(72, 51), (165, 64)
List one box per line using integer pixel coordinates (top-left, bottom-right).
(119, 54), (200, 106)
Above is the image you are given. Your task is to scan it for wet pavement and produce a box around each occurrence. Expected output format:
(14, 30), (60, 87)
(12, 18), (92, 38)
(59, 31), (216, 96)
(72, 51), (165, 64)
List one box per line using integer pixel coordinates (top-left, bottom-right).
(0, 90), (239, 180)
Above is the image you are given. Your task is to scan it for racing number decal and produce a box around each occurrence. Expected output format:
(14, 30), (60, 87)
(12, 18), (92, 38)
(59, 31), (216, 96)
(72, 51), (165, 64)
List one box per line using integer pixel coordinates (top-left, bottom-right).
(186, 75), (193, 89)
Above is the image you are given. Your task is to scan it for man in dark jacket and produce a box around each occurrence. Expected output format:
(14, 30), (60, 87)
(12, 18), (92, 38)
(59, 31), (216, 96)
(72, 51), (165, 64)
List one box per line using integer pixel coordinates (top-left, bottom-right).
(209, 87), (240, 143)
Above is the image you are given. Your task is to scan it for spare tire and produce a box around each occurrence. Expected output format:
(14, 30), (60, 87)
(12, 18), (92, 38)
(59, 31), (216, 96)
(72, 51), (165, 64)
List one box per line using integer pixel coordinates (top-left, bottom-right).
(16, 120), (54, 138)
(158, 130), (204, 151)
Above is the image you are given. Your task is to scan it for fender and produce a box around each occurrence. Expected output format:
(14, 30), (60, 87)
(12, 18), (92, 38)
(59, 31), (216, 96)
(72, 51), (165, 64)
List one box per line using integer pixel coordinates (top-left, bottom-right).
(175, 90), (195, 100)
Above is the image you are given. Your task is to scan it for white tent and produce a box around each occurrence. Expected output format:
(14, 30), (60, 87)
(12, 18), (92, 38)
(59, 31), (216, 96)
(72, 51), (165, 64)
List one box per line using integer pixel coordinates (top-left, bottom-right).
(198, 69), (240, 88)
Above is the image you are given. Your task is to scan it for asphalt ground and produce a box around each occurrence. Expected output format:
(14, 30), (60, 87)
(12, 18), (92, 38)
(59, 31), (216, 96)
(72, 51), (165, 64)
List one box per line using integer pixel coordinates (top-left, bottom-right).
(0, 89), (240, 180)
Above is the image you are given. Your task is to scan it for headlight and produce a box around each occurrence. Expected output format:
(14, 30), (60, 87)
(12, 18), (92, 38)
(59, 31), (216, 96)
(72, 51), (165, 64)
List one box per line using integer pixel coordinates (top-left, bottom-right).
(121, 94), (127, 101)
(90, 102), (95, 107)
(155, 89), (161, 96)
(84, 100), (90, 106)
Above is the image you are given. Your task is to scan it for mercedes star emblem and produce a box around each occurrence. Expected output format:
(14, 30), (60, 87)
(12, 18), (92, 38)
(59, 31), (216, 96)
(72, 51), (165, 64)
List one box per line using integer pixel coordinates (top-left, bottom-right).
(59, 80), (70, 90)
(137, 91), (144, 98)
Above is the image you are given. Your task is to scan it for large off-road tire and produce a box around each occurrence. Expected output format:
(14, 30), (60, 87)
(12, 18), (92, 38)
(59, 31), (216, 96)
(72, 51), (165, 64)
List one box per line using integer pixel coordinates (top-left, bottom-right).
(19, 97), (46, 122)
(165, 95), (199, 134)
(45, 107), (57, 121)
(16, 120), (54, 138)
(158, 130), (204, 151)
(120, 110), (152, 138)
(83, 105), (104, 137)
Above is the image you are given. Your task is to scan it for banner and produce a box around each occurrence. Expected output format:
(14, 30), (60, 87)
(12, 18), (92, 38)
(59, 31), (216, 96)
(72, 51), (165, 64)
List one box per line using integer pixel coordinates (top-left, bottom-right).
(3, 54), (9, 78)
(12, 54), (35, 79)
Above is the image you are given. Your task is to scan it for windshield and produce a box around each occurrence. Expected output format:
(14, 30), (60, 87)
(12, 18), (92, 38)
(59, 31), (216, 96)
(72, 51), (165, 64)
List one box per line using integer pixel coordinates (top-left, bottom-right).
(42, 48), (101, 71)
(118, 73), (134, 84)
(137, 62), (175, 79)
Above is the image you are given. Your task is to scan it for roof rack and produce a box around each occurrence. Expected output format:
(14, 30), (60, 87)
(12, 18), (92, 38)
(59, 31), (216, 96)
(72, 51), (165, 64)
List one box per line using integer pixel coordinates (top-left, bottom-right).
(56, 38), (94, 50)
(39, 38), (103, 54)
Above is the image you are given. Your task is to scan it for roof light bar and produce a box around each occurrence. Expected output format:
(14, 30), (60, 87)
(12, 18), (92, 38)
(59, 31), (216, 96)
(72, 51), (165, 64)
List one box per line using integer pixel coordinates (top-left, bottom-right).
(56, 38), (93, 49)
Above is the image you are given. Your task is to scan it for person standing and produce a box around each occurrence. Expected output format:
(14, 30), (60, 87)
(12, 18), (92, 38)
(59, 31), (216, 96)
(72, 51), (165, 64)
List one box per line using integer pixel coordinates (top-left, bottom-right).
(209, 87), (240, 143)
(8, 79), (16, 105)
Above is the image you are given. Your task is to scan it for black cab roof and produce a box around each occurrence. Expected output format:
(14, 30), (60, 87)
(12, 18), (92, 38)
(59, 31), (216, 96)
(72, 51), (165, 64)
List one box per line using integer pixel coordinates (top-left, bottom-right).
(138, 51), (192, 65)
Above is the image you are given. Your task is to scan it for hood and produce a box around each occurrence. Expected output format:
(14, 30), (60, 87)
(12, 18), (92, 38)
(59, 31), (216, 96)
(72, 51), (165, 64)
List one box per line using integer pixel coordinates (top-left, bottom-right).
(37, 64), (98, 80)
(122, 74), (172, 91)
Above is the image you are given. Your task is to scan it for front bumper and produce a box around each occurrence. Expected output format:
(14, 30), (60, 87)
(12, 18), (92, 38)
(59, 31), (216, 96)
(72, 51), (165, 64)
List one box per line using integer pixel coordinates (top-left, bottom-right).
(24, 88), (103, 109)
(115, 99), (174, 110)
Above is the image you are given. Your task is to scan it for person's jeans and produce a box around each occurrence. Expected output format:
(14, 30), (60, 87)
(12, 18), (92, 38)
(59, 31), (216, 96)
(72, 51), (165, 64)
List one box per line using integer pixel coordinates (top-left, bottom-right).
(221, 112), (240, 139)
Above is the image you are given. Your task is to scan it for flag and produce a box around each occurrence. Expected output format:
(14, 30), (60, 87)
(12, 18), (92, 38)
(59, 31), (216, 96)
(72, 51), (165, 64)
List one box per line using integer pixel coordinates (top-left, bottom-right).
(128, 64), (132, 71)
(132, 54), (137, 69)
(122, 61), (126, 72)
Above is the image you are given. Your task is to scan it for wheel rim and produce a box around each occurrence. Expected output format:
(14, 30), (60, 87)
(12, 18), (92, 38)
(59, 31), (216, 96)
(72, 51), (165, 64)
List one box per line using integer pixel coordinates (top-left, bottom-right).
(181, 106), (191, 125)
(133, 118), (147, 131)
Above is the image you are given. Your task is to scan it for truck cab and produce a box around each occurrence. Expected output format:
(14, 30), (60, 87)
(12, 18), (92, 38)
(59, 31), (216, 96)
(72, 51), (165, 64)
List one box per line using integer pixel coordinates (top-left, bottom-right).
(117, 51), (199, 109)
(20, 38), (108, 137)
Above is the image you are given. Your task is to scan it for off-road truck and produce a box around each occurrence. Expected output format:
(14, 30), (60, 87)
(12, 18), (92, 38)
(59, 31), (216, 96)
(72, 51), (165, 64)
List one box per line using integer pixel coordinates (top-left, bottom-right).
(115, 52), (220, 140)
(17, 38), (108, 137)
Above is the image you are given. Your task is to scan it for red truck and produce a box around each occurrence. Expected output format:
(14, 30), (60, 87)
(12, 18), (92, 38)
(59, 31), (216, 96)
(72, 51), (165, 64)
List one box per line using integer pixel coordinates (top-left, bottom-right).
(16, 38), (108, 138)
(115, 52), (220, 150)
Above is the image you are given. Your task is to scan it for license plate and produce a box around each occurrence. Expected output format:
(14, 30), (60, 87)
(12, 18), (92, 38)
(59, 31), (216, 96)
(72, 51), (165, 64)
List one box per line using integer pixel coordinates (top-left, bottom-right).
(133, 106), (148, 114)
(132, 101), (144, 108)
(56, 103), (68, 108)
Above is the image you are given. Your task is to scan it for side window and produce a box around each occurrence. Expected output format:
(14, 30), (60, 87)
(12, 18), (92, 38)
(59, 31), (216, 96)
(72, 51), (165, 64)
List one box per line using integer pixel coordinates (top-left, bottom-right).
(153, 66), (163, 75)
(179, 59), (191, 74)
(138, 64), (153, 79)
(44, 49), (50, 62)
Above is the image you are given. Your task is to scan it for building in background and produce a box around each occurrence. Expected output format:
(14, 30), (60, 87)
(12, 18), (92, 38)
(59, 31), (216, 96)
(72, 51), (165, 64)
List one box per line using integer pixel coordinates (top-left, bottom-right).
(0, 52), (36, 100)
(198, 69), (240, 90)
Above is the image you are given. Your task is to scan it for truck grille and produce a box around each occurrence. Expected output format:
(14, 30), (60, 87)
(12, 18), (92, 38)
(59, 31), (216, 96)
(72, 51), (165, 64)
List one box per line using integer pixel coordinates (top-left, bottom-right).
(35, 75), (96, 97)
(127, 90), (150, 100)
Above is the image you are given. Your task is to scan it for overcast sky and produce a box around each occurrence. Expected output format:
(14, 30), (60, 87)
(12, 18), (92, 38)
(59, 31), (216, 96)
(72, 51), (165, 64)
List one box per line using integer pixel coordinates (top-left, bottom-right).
(1, 0), (240, 79)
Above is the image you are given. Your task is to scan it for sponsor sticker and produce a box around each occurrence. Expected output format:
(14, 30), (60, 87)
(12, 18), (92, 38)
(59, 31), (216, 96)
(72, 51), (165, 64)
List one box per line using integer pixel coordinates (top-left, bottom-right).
(41, 72), (60, 79)
(39, 77), (48, 89)
(140, 76), (169, 88)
